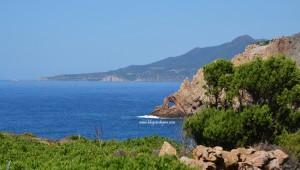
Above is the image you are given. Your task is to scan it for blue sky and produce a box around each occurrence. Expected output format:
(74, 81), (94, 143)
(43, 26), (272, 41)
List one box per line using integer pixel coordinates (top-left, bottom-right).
(0, 0), (299, 79)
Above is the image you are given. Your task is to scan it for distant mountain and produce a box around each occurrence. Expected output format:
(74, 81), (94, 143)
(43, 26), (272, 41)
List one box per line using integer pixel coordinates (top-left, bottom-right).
(43, 35), (257, 82)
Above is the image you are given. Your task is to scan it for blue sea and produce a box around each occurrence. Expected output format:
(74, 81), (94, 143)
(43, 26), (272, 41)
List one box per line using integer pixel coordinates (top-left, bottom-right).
(0, 81), (183, 140)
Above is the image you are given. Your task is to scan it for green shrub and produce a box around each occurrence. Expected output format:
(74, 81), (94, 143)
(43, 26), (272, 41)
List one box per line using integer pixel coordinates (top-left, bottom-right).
(255, 40), (271, 46)
(232, 56), (300, 109)
(0, 134), (192, 170)
(275, 130), (300, 161)
(185, 56), (300, 149)
(69, 135), (81, 140)
(184, 105), (273, 149)
(287, 110), (300, 131)
(203, 59), (233, 107)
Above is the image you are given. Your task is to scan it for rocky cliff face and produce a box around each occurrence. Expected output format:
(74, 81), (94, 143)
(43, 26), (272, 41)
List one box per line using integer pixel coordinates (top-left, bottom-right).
(232, 33), (300, 65)
(151, 33), (300, 117)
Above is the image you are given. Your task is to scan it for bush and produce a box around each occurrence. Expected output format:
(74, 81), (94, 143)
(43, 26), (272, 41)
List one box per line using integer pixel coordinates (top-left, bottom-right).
(0, 134), (192, 170)
(185, 56), (300, 149)
(184, 105), (273, 149)
(275, 130), (300, 161)
(232, 56), (300, 109)
(255, 40), (271, 46)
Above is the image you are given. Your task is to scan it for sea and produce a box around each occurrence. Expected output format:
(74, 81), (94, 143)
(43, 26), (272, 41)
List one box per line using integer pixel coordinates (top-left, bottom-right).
(0, 81), (184, 141)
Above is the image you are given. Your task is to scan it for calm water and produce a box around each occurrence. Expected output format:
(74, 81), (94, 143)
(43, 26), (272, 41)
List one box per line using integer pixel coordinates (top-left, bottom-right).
(0, 81), (183, 140)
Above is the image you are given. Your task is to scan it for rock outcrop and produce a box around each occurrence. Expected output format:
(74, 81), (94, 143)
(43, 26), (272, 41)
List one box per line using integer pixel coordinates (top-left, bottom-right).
(181, 145), (289, 170)
(151, 33), (300, 117)
(158, 142), (290, 170)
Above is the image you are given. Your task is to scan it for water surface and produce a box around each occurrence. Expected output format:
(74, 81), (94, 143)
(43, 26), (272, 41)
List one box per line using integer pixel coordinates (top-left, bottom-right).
(0, 81), (183, 140)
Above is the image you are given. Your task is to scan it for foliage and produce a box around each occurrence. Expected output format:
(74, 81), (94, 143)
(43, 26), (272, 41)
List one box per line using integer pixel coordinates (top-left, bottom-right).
(232, 56), (300, 110)
(275, 130), (300, 161)
(255, 40), (271, 46)
(184, 56), (300, 149)
(184, 105), (273, 149)
(203, 59), (233, 107)
(0, 133), (192, 170)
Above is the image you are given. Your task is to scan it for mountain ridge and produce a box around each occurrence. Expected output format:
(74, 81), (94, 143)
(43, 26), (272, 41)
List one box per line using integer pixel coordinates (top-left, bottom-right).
(43, 35), (257, 82)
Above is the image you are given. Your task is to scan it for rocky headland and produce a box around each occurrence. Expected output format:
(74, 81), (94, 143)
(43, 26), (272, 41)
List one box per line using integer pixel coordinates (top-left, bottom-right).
(151, 33), (300, 117)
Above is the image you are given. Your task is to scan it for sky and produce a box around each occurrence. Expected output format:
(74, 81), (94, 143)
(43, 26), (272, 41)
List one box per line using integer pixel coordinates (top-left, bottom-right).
(0, 0), (300, 80)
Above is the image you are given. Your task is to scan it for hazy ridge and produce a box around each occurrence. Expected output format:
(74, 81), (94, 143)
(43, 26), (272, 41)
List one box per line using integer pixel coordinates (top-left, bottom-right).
(43, 35), (257, 82)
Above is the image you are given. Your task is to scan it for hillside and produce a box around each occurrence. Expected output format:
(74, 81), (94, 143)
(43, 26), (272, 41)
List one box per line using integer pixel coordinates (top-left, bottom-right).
(43, 35), (256, 81)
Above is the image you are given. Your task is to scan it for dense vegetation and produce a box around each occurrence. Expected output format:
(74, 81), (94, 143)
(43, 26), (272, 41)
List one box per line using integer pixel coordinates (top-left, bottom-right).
(0, 133), (192, 170)
(184, 55), (300, 150)
(275, 130), (300, 161)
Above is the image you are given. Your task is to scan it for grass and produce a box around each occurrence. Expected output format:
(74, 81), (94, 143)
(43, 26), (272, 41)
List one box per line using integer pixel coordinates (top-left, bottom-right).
(0, 132), (193, 170)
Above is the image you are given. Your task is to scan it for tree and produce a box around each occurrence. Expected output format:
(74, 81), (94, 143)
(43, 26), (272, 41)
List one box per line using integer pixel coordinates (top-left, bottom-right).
(203, 59), (233, 108)
(186, 55), (300, 149)
(232, 55), (300, 111)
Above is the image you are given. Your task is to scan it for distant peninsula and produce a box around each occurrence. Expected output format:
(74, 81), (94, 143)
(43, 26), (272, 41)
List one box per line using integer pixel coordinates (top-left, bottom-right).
(42, 35), (257, 82)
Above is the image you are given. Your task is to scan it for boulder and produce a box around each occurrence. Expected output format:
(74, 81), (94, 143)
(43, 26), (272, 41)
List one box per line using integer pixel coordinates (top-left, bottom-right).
(205, 154), (217, 162)
(214, 146), (223, 151)
(201, 161), (217, 170)
(231, 148), (255, 162)
(272, 149), (289, 165)
(244, 151), (270, 168)
(214, 146), (223, 157)
(267, 159), (280, 170)
(222, 151), (239, 168)
(159, 141), (177, 157)
(193, 145), (208, 160)
(185, 145), (289, 170)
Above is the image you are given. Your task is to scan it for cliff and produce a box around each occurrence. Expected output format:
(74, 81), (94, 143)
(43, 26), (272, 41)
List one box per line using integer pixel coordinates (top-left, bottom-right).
(151, 33), (300, 117)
